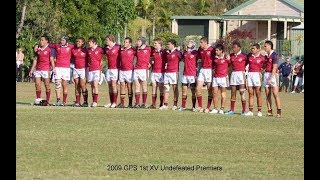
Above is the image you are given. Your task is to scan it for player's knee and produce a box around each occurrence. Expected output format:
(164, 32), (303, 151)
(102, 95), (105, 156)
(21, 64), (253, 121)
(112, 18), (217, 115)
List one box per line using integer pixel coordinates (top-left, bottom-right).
(164, 84), (170, 92)
(44, 83), (50, 89)
(182, 90), (187, 96)
(221, 92), (227, 99)
(196, 87), (202, 96)
(240, 89), (246, 101)
(55, 81), (61, 90)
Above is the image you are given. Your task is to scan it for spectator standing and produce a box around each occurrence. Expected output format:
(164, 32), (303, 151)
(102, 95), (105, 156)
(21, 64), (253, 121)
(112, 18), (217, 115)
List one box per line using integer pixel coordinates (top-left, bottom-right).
(278, 57), (292, 92)
(16, 48), (24, 82)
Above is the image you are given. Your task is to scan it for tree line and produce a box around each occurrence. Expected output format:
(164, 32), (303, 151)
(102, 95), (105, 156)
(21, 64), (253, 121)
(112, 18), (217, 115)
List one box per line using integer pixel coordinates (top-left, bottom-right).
(16, 0), (248, 66)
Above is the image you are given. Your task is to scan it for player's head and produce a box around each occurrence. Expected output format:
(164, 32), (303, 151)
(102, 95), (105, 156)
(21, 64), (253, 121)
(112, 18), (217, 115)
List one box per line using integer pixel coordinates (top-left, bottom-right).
(137, 37), (146, 47)
(40, 35), (49, 47)
(167, 39), (176, 50)
(153, 38), (162, 49)
(105, 35), (115, 46)
(76, 37), (85, 48)
(199, 37), (208, 48)
(88, 36), (97, 48)
(286, 56), (291, 63)
(187, 40), (196, 50)
(264, 40), (273, 52)
(251, 43), (260, 55)
(215, 44), (224, 56)
(232, 40), (241, 54)
(123, 37), (132, 48)
(60, 35), (68, 46)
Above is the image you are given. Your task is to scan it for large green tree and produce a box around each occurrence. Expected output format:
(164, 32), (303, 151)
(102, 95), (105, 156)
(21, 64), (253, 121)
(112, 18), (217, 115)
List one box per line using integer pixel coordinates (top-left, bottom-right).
(16, 0), (136, 66)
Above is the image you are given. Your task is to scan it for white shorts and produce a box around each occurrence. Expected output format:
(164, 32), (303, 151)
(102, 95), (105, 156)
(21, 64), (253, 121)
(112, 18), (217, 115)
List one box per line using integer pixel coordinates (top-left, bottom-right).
(34, 70), (50, 79)
(197, 68), (212, 83)
(247, 72), (262, 87)
(105, 69), (118, 82)
(55, 67), (70, 81)
(212, 76), (229, 88)
(133, 69), (148, 81)
(263, 72), (279, 87)
(88, 70), (101, 82)
(181, 75), (196, 84)
(150, 72), (164, 83)
(294, 76), (303, 86)
(73, 68), (86, 80)
(164, 72), (178, 85)
(119, 70), (133, 83)
(230, 71), (245, 85)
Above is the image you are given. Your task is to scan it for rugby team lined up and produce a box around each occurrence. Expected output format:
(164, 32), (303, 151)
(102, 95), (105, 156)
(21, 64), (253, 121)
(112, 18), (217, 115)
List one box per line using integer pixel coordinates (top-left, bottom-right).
(30, 34), (282, 117)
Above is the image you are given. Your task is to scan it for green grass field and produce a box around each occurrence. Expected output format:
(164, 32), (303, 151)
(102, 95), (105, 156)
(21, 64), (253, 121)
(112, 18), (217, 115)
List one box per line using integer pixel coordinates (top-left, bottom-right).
(16, 82), (304, 179)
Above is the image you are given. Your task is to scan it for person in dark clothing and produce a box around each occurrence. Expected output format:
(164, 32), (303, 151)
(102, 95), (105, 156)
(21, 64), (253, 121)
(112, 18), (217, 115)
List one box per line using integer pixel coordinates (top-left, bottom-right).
(278, 57), (292, 92)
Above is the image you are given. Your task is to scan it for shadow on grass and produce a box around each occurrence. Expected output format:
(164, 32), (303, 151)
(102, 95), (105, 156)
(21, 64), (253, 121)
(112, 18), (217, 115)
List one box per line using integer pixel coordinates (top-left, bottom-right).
(16, 102), (32, 106)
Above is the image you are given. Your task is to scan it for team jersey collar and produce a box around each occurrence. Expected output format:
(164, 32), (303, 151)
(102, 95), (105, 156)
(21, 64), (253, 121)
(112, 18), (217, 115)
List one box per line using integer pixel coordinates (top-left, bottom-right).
(187, 46), (196, 53)
(40, 44), (49, 51)
(138, 44), (146, 50)
(167, 48), (176, 54)
(251, 53), (260, 58)
(91, 45), (98, 50)
(155, 47), (162, 52)
(267, 50), (274, 57)
(203, 44), (211, 50)
(215, 53), (225, 59)
(60, 43), (69, 48)
(235, 50), (242, 56)
(107, 43), (116, 49)
(122, 46), (132, 50)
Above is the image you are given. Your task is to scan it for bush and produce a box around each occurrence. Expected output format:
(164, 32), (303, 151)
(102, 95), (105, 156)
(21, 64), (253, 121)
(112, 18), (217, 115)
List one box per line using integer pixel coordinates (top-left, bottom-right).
(156, 31), (181, 46)
(216, 29), (255, 54)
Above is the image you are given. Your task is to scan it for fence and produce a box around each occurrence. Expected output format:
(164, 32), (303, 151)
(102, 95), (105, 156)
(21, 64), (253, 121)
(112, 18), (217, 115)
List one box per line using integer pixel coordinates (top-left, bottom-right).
(276, 40), (304, 63)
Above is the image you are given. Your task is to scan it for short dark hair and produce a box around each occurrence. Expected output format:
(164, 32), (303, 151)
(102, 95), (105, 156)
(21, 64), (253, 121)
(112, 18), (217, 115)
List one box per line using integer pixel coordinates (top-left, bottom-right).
(215, 44), (224, 51)
(125, 37), (132, 43)
(88, 36), (97, 43)
(232, 40), (241, 48)
(167, 39), (176, 47)
(265, 40), (273, 49)
(41, 35), (50, 43)
(200, 37), (208, 43)
(252, 43), (260, 49)
(77, 37), (85, 43)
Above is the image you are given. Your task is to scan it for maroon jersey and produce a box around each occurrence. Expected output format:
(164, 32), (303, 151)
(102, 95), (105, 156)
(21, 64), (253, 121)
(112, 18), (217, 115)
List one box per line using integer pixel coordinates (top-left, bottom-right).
(50, 43), (74, 68)
(165, 49), (182, 73)
(183, 50), (198, 76)
(88, 46), (104, 71)
(36, 46), (55, 71)
(135, 45), (152, 69)
(72, 47), (88, 69)
(151, 48), (166, 73)
(120, 46), (136, 71)
(104, 44), (121, 69)
(198, 46), (215, 69)
(230, 51), (247, 71)
(265, 51), (278, 72)
(247, 53), (266, 72)
(213, 55), (231, 77)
